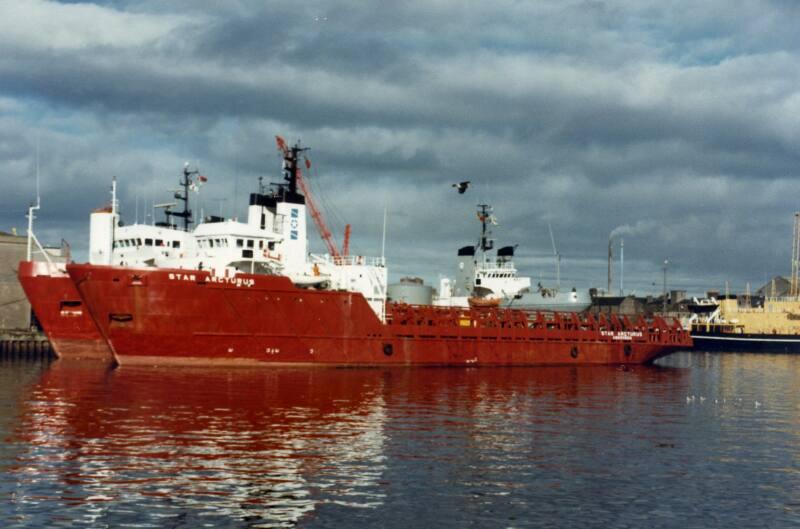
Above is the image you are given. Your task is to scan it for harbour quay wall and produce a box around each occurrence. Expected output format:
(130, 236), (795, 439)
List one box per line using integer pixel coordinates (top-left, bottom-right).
(0, 330), (53, 360)
(0, 232), (31, 330)
(1, 231), (66, 360)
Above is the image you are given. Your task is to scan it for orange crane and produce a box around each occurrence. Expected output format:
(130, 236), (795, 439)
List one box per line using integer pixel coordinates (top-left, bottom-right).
(275, 136), (350, 260)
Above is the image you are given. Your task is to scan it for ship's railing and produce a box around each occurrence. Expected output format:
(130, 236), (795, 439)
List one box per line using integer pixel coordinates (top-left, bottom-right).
(28, 230), (55, 267)
(762, 296), (800, 304)
(478, 262), (517, 272)
(331, 255), (386, 267)
(730, 306), (768, 313)
(385, 303), (690, 344)
(690, 322), (745, 334)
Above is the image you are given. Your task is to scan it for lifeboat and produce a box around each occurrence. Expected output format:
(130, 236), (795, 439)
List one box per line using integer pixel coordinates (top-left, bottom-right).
(468, 296), (501, 308)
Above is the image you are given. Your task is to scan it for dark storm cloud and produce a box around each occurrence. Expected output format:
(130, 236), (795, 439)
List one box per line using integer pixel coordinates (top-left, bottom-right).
(3, 0), (800, 294)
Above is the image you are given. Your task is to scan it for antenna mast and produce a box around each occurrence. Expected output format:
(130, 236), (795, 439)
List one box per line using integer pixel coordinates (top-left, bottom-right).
(791, 212), (800, 297)
(381, 207), (387, 262)
(275, 136), (343, 259)
(166, 164), (196, 231)
(548, 222), (561, 290)
(26, 139), (42, 261)
(620, 238), (624, 296)
(111, 176), (118, 217)
(476, 204), (494, 264)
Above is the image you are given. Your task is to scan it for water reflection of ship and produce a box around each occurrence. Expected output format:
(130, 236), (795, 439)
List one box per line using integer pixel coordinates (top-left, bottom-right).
(10, 363), (389, 526)
(7, 362), (691, 525)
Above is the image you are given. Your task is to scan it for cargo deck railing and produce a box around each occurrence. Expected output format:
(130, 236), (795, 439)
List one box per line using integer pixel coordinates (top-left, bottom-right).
(385, 303), (690, 345)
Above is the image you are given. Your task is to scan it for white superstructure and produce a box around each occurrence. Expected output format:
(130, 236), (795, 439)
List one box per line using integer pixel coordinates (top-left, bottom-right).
(435, 204), (591, 312)
(72, 138), (389, 320)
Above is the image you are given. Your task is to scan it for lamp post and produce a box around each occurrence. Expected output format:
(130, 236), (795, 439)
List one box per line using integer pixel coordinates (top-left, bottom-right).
(662, 259), (669, 314)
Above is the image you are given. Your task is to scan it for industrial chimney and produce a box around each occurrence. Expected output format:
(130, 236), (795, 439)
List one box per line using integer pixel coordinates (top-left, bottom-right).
(607, 237), (613, 294)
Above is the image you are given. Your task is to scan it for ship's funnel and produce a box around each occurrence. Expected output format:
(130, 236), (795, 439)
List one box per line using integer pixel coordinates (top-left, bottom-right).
(89, 207), (117, 265)
(454, 246), (476, 296)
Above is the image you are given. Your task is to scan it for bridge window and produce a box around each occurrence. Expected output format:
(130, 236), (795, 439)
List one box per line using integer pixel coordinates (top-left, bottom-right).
(247, 239), (254, 248)
(236, 239), (243, 248)
(145, 238), (153, 246)
(172, 241), (180, 248)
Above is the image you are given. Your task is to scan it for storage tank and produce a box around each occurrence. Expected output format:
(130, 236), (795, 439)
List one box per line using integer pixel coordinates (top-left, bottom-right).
(387, 277), (434, 305)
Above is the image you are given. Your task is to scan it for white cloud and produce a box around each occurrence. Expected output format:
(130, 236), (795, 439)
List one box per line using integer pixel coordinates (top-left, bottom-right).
(0, 0), (192, 50)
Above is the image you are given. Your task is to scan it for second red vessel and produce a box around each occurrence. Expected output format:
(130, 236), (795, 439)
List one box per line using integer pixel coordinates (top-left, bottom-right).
(18, 260), (111, 360)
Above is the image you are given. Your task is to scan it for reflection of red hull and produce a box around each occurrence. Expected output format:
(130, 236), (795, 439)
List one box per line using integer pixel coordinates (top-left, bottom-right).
(67, 264), (691, 367)
(18, 261), (112, 361)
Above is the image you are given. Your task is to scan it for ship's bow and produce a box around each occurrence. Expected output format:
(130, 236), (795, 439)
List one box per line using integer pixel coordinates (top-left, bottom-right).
(18, 260), (112, 361)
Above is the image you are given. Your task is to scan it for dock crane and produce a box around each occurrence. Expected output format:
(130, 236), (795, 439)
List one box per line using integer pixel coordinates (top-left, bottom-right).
(275, 136), (351, 260)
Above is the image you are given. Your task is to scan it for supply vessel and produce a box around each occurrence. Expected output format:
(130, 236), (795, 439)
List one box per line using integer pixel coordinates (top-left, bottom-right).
(689, 295), (800, 352)
(64, 137), (691, 366)
(18, 260), (109, 360)
(18, 170), (198, 361)
(688, 213), (800, 353)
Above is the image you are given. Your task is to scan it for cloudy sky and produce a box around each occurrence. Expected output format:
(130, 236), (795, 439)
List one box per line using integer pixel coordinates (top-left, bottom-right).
(2, 0), (800, 296)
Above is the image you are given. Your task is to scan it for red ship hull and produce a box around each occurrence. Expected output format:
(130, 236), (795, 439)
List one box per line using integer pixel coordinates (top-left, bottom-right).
(18, 261), (112, 361)
(67, 264), (691, 367)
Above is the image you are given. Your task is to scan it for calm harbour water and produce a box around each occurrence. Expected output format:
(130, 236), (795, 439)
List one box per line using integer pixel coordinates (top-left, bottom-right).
(1, 352), (799, 528)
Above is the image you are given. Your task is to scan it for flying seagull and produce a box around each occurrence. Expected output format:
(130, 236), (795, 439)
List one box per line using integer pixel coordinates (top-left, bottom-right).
(452, 181), (471, 194)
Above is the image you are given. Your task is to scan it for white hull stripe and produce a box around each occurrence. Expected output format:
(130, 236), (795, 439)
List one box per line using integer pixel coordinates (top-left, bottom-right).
(692, 335), (800, 343)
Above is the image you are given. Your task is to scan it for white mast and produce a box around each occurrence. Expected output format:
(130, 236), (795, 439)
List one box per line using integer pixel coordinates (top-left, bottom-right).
(791, 212), (800, 296)
(26, 138), (41, 261)
(548, 222), (560, 290)
(381, 206), (387, 262)
(620, 238), (624, 296)
(111, 176), (118, 217)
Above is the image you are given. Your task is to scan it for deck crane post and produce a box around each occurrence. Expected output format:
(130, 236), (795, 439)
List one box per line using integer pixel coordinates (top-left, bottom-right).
(342, 224), (351, 257)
